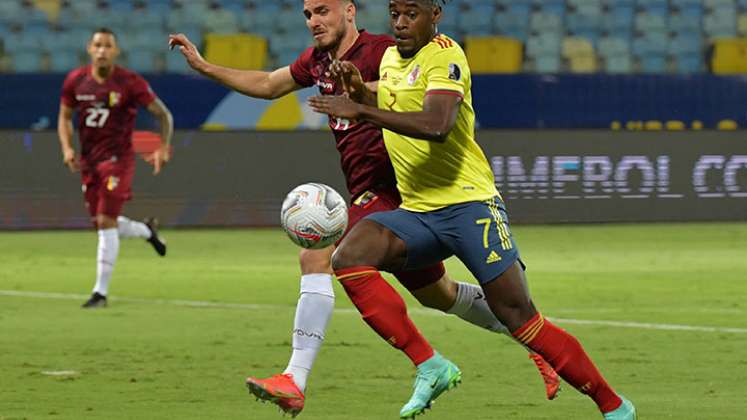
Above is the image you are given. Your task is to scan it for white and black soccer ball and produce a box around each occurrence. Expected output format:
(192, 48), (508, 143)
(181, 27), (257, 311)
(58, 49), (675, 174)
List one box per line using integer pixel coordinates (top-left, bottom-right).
(280, 183), (348, 249)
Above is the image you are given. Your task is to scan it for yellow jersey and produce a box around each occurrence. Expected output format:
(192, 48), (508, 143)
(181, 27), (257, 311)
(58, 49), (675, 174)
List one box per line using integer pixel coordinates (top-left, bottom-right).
(377, 34), (498, 212)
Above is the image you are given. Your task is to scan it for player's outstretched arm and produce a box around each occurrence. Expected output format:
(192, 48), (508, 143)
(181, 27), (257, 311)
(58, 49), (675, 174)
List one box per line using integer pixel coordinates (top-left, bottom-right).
(145, 98), (174, 175)
(57, 103), (79, 173)
(168, 33), (300, 100)
(308, 93), (460, 143)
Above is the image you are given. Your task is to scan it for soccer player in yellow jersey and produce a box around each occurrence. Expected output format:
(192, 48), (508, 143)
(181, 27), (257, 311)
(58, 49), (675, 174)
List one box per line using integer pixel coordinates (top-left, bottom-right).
(309, 1), (637, 419)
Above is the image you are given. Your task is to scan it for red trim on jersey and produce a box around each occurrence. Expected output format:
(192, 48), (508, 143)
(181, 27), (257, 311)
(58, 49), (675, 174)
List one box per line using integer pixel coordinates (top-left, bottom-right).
(426, 89), (464, 99)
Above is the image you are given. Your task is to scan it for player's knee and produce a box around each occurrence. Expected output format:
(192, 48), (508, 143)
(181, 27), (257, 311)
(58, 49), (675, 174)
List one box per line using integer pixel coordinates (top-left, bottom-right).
(298, 247), (334, 274)
(96, 214), (118, 229)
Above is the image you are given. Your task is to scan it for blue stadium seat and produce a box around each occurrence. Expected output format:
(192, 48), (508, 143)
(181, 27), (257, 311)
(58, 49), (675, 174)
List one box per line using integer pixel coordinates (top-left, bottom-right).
(526, 33), (562, 58)
(606, 0), (636, 7)
(275, 49), (305, 67)
(147, 0), (173, 17)
(494, 10), (531, 35)
(270, 31), (307, 56)
(165, 50), (193, 73)
(530, 13), (564, 34)
(219, 0), (247, 15)
(669, 33), (703, 55)
(635, 12), (668, 33)
(460, 4), (495, 35)
(670, 13), (702, 32)
(125, 50), (159, 73)
(639, 54), (668, 73)
(534, 55), (561, 73)
(633, 31), (669, 56)
(704, 11), (737, 37)
(49, 49), (82, 72)
(739, 0), (747, 10)
(602, 6), (635, 33)
(599, 36), (632, 57)
(674, 53), (703, 73)
(637, 0), (669, 17)
(671, 0), (702, 8)
(605, 54), (634, 73)
(129, 9), (166, 31)
(109, 0), (134, 13)
(3, 32), (43, 54)
(535, 0), (566, 17)
(11, 51), (44, 72)
(567, 11), (602, 33)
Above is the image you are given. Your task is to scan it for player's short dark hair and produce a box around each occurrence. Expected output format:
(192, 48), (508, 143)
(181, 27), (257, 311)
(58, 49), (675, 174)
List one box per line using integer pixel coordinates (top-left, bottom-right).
(91, 27), (116, 40)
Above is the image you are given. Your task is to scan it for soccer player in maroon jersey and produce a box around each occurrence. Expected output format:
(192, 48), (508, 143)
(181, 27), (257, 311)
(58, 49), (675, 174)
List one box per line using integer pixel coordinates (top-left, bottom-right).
(58, 28), (173, 309)
(169, 0), (557, 416)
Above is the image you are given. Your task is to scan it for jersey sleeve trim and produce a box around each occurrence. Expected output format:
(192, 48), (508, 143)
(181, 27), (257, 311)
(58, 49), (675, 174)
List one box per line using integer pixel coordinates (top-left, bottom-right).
(425, 89), (464, 99)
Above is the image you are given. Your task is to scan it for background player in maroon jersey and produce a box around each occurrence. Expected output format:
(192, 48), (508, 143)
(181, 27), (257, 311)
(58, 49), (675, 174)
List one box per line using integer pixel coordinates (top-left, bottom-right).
(169, 0), (557, 416)
(58, 28), (173, 309)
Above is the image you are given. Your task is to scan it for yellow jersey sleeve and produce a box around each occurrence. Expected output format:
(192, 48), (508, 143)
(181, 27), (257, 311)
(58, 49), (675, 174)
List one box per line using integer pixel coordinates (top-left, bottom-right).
(424, 39), (469, 97)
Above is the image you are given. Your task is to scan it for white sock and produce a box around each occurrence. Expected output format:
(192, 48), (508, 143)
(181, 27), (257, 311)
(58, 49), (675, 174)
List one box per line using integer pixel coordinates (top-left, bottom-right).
(447, 281), (511, 336)
(93, 228), (120, 296)
(283, 273), (335, 392)
(117, 216), (151, 239)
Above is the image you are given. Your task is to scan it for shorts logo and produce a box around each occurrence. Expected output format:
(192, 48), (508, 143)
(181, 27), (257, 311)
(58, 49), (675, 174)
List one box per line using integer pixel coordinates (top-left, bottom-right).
(486, 250), (501, 264)
(353, 191), (379, 208)
(448, 63), (461, 81)
(107, 176), (119, 191)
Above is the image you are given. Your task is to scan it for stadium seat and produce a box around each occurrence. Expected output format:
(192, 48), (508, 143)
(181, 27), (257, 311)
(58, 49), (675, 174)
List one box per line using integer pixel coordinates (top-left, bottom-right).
(536, 0), (566, 17)
(635, 12), (668, 33)
(599, 36), (632, 57)
(465, 36), (523, 73)
(674, 53), (704, 73)
(534, 55), (562, 73)
(526, 33), (562, 58)
(204, 33), (267, 70)
(3, 32), (44, 54)
(670, 13), (703, 32)
(165, 49), (194, 73)
(562, 37), (595, 58)
(633, 31), (669, 56)
(125, 50), (160, 73)
(602, 5), (635, 33)
(604, 54), (634, 73)
(569, 54), (599, 72)
(711, 38), (747, 73)
(203, 6), (240, 34)
(10, 51), (45, 72)
(49, 49), (82, 72)
(738, 14), (747, 35)
(639, 54), (668, 73)
(567, 11), (602, 34)
(704, 11), (737, 38)
(530, 12), (564, 34)
(669, 33), (703, 55)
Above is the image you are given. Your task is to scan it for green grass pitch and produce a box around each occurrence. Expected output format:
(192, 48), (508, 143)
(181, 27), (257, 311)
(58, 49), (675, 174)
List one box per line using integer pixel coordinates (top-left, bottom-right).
(1, 223), (746, 419)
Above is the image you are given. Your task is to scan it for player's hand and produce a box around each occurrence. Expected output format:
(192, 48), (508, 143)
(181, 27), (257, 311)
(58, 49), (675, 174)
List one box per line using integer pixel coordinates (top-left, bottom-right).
(62, 147), (79, 173)
(327, 60), (365, 102)
(145, 144), (171, 175)
(308, 95), (361, 119)
(168, 33), (207, 73)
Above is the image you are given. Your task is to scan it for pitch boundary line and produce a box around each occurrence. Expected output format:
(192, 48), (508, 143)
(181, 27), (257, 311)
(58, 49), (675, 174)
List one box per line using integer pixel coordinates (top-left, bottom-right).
(2, 289), (746, 334)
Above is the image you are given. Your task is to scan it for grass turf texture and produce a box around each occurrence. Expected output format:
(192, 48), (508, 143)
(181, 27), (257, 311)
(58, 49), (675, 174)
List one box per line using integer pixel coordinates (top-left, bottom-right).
(1, 223), (746, 419)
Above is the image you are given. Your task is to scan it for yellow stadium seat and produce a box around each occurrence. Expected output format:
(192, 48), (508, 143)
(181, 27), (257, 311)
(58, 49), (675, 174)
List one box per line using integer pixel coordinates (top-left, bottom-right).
(738, 15), (747, 36)
(569, 55), (598, 73)
(562, 37), (594, 59)
(718, 119), (738, 130)
(465, 36), (523, 74)
(33, 0), (60, 20)
(711, 38), (747, 74)
(204, 33), (267, 70)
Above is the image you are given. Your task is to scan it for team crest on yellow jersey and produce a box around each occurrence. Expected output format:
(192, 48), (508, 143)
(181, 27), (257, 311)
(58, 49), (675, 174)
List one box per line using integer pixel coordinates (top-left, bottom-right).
(109, 91), (121, 107)
(407, 65), (421, 86)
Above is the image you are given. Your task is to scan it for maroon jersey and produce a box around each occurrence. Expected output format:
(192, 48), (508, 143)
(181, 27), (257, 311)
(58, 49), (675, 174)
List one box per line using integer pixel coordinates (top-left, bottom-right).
(61, 65), (156, 166)
(290, 30), (396, 198)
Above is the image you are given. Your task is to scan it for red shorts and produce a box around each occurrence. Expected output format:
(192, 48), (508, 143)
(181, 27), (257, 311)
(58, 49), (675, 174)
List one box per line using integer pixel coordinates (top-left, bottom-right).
(342, 187), (445, 291)
(81, 158), (134, 219)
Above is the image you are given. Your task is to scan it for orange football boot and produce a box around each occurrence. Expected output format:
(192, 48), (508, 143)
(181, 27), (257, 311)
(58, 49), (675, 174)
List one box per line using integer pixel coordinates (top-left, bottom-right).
(529, 353), (561, 400)
(246, 373), (305, 417)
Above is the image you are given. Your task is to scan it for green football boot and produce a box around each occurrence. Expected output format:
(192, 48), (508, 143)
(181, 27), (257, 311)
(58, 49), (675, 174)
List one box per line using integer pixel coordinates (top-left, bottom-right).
(603, 396), (637, 420)
(399, 353), (462, 419)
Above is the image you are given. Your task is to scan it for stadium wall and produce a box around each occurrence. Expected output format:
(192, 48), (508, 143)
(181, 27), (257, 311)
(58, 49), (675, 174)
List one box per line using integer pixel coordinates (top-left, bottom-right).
(5, 74), (747, 130)
(1, 130), (745, 229)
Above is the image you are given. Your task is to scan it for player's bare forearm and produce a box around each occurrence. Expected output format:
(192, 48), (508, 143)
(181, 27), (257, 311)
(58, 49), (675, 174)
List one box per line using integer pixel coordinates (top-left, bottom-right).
(148, 98), (173, 146)
(309, 93), (460, 142)
(359, 84), (378, 107)
(358, 105), (450, 142)
(202, 64), (299, 100)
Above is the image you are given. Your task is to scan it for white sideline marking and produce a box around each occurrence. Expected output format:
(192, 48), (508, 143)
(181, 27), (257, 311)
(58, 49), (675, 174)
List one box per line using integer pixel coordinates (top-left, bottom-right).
(41, 370), (79, 376)
(2, 290), (747, 335)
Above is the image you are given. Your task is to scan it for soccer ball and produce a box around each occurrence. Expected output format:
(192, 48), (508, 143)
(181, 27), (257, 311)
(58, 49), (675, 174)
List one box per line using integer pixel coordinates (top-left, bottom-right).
(280, 183), (348, 249)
